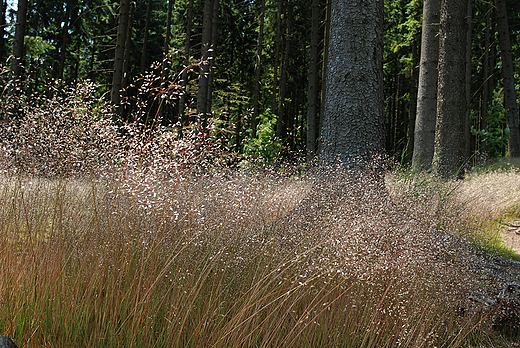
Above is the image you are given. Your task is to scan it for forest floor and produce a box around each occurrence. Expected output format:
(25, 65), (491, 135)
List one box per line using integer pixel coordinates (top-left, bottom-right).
(502, 220), (520, 254)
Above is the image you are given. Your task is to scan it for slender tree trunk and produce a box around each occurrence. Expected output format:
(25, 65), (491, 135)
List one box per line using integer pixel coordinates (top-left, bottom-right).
(57, 1), (72, 80)
(164, 0), (175, 55)
(433, 0), (471, 178)
(7, 0), (28, 121)
(405, 39), (419, 162)
(0, 0), (7, 63)
(251, 0), (266, 137)
(412, 0), (441, 170)
(480, 4), (492, 154)
(495, 0), (520, 157)
(465, 0), (472, 162)
(319, 0), (385, 169)
(197, 0), (215, 126)
(306, 0), (320, 162)
(111, 0), (132, 120)
(272, 0), (283, 113)
(275, 5), (291, 139)
(179, 0), (194, 124)
(140, 0), (153, 74)
(206, 0), (219, 116)
(10, 0), (28, 82)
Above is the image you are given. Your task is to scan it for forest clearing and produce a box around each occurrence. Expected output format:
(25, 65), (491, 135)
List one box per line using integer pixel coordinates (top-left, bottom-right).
(2, 0), (520, 346)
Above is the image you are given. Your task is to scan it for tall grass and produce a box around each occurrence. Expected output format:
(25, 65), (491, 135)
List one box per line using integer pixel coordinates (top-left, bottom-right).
(0, 82), (514, 347)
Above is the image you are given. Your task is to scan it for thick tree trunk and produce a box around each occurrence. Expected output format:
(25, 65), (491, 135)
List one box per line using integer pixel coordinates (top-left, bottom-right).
(306, 0), (320, 162)
(495, 0), (520, 157)
(140, 0), (153, 74)
(319, 0), (385, 169)
(433, 0), (471, 178)
(111, 0), (132, 120)
(251, 0), (266, 137)
(412, 0), (441, 170)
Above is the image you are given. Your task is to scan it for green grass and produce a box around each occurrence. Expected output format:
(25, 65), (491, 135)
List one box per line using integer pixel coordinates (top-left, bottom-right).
(0, 167), (518, 347)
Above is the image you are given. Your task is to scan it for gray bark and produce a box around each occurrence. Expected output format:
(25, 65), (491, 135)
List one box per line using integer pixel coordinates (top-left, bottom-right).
(111, 0), (132, 119)
(319, 0), (385, 169)
(495, 0), (520, 158)
(306, 0), (320, 162)
(412, 0), (441, 170)
(433, 0), (471, 178)
(0, 336), (18, 348)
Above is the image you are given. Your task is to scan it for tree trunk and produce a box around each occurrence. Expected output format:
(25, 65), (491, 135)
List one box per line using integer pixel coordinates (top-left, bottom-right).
(319, 0), (385, 169)
(275, 5), (291, 139)
(197, 0), (215, 127)
(480, 4), (492, 155)
(164, 0), (175, 55)
(179, 0), (194, 124)
(412, 0), (441, 170)
(140, 0), (153, 74)
(306, 0), (320, 162)
(10, 0), (28, 82)
(0, 0), (7, 63)
(251, 0), (266, 137)
(433, 0), (470, 178)
(271, 0), (283, 113)
(111, 0), (132, 120)
(405, 39), (419, 163)
(206, 0), (219, 116)
(495, 0), (520, 157)
(57, 1), (73, 80)
(6, 0), (28, 121)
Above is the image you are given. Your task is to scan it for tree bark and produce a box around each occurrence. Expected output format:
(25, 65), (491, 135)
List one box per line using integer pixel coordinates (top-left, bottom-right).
(111, 0), (132, 120)
(179, 0), (194, 124)
(319, 0), (385, 169)
(306, 0), (320, 162)
(197, 0), (215, 127)
(164, 0), (175, 55)
(412, 0), (441, 170)
(495, 0), (520, 157)
(433, 0), (471, 178)
(275, 5), (291, 139)
(0, 0), (7, 63)
(10, 0), (28, 82)
(206, 0), (219, 116)
(140, 0), (153, 74)
(251, 0), (266, 137)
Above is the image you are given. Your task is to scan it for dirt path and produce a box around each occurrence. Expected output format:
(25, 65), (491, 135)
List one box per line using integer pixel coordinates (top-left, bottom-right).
(502, 220), (520, 254)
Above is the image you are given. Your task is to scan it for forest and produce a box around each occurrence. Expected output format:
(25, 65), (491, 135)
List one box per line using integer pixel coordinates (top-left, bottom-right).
(0, 0), (520, 347)
(0, 0), (518, 169)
